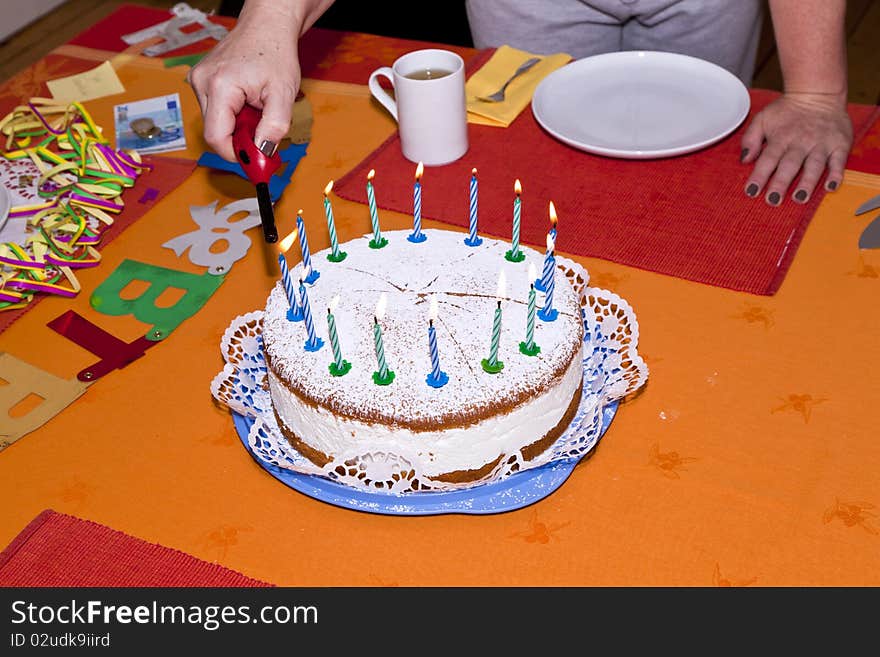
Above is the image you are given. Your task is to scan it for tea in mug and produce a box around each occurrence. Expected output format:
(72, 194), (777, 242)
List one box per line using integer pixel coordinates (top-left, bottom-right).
(404, 68), (453, 80)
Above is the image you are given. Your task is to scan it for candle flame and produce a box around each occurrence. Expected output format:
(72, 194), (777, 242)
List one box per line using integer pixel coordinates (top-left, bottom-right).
(528, 262), (537, 282)
(324, 180), (334, 196)
(367, 169), (375, 182)
(375, 292), (388, 320)
(472, 167), (478, 176)
(297, 208), (304, 220)
(279, 229), (298, 254)
(549, 200), (558, 226)
(415, 161), (424, 181)
(429, 294), (439, 322)
(546, 232), (556, 253)
(514, 179), (522, 195)
(496, 269), (507, 301)
(329, 294), (340, 313)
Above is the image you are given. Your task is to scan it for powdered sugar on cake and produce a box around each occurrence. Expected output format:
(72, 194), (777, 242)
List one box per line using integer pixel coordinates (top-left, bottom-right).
(262, 229), (582, 428)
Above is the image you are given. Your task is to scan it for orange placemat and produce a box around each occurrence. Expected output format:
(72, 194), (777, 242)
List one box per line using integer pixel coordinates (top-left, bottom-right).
(0, 510), (270, 587)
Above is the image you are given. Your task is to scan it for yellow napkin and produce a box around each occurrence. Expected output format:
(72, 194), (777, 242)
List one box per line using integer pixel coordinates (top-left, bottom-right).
(466, 45), (572, 127)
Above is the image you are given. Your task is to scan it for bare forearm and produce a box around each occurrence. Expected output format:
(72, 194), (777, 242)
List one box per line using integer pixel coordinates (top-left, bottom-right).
(768, 0), (847, 98)
(239, 0), (336, 36)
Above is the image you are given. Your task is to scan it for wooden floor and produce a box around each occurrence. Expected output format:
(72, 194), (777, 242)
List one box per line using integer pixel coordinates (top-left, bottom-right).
(0, 0), (878, 105)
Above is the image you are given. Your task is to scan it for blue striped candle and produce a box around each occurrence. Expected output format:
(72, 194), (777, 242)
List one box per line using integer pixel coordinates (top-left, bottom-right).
(277, 235), (303, 321)
(299, 273), (324, 350)
(426, 294), (448, 387)
(464, 168), (482, 246)
(296, 210), (319, 284)
(408, 162), (427, 243)
(536, 232), (555, 292)
(537, 237), (559, 322)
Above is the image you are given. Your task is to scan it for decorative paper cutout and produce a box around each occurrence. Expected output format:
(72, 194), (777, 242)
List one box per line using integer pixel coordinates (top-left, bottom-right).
(162, 198), (261, 275)
(46, 61), (126, 103)
(90, 259), (223, 340)
(859, 215), (880, 250)
(120, 3), (228, 57)
(855, 194), (880, 216)
(196, 142), (307, 203)
(0, 352), (90, 449)
(47, 310), (158, 382)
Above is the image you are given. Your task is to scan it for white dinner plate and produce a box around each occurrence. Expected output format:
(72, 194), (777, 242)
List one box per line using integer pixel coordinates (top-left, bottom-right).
(531, 51), (751, 159)
(0, 184), (10, 233)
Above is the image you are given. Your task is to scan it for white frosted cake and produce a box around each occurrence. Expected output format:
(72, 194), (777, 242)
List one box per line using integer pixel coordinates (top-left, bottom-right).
(261, 229), (584, 486)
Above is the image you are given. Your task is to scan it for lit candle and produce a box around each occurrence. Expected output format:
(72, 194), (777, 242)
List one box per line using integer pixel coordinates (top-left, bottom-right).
(366, 169), (388, 249)
(535, 202), (558, 292)
(323, 180), (347, 262)
(520, 262), (541, 356)
(481, 270), (506, 373)
(326, 294), (351, 376)
(464, 168), (483, 247)
(505, 179), (525, 262)
(278, 230), (303, 322)
(296, 209), (320, 284)
(426, 294), (448, 388)
(537, 234), (559, 322)
(372, 292), (394, 385)
(299, 269), (324, 351)
(408, 162), (427, 243)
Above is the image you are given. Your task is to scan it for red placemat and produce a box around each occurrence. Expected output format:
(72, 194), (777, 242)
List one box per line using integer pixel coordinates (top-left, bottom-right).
(0, 510), (270, 587)
(334, 83), (880, 296)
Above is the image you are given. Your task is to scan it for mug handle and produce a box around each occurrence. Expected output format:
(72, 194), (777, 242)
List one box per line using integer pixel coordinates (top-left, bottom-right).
(368, 67), (398, 121)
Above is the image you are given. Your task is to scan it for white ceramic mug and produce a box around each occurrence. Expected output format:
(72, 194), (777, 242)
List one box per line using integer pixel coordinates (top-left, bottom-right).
(368, 49), (468, 166)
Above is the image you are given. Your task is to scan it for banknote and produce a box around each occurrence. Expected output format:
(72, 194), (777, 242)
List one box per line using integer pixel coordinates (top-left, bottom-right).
(114, 93), (187, 154)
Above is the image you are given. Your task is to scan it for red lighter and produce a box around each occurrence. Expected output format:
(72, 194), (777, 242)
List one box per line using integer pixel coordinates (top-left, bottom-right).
(232, 104), (281, 243)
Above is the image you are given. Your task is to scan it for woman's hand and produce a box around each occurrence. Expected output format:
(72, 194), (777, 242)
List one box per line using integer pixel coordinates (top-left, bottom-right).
(187, 4), (300, 161)
(740, 92), (852, 206)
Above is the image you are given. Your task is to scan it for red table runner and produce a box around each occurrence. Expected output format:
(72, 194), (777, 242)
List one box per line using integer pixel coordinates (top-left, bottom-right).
(334, 87), (880, 296)
(0, 510), (270, 587)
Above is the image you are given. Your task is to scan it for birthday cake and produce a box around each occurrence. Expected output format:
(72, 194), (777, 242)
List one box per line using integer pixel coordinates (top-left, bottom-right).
(261, 228), (585, 487)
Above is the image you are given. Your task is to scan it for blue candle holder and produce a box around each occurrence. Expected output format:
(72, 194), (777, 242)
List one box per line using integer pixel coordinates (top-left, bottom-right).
(537, 306), (558, 322)
(286, 306), (304, 322)
(408, 232), (427, 244)
(304, 335), (325, 352)
(426, 371), (449, 388)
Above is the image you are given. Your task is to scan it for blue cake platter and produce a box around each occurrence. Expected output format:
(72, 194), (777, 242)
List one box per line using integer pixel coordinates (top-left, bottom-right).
(233, 399), (617, 516)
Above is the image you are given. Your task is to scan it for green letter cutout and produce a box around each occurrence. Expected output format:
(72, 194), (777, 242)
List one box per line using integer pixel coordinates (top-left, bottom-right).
(90, 259), (224, 341)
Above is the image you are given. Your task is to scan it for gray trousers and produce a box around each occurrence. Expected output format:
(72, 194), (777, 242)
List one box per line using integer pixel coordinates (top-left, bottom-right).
(465, 0), (764, 84)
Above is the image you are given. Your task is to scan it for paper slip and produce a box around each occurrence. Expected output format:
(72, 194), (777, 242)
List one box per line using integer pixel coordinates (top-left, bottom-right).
(114, 93), (187, 154)
(47, 61), (126, 103)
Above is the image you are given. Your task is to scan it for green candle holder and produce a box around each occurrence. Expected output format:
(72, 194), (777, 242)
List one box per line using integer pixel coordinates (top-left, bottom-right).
(369, 237), (389, 249)
(505, 248), (526, 263)
(326, 250), (348, 263)
(372, 369), (395, 385)
(519, 341), (541, 357)
(481, 358), (505, 374)
(329, 360), (352, 377)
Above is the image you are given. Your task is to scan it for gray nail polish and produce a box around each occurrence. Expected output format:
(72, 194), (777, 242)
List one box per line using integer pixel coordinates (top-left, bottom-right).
(794, 189), (808, 202)
(746, 183), (759, 197)
(768, 192), (781, 206)
(740, 148), (749, 163)
(827, 181), (838, 191)
(258, 140), (277, 157)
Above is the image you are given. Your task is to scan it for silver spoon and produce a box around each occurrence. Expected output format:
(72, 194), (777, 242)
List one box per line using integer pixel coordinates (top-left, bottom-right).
(476, 57), (542, 103)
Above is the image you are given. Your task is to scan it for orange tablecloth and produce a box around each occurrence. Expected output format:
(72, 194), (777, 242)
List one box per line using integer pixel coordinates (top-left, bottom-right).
(1, 19), (879, 587)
